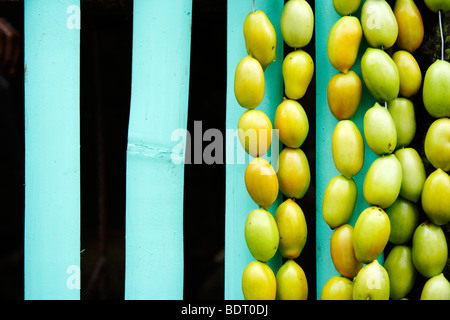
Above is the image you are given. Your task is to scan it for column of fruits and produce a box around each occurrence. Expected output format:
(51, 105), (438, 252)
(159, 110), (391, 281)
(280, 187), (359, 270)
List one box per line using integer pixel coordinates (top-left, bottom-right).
(273, 0), (314, 300)
(413, 1), (450, 300)
(320, 0), (365, 300)
(235, 4), (280, 300)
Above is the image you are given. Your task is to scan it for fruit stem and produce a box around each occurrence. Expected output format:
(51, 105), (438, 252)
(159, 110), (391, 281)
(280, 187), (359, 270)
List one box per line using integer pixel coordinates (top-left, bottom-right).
(439, 10), (444, 60)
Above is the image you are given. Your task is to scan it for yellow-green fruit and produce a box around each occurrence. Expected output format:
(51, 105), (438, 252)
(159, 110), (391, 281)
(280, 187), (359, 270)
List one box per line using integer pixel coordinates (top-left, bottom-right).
(424, 118), (450, 172)
(242, 261), (276, 300)
(275, 199), (307, 259)
(363, 154), (402, 209)
(322, 175), (357, 229)
(244, 209), (279, 262)
(361, 48), (400, 103)
(330, 224), (363, 279)
(412, 221), (448, 278)
(384, 245), (417, 300)
(361, 0), (398, 49)
(331, 120), (364, 179)
(424, 0), (450, 12)
(353, 260), (390, 300)
(353, 206), (391, 264)
(277, 147), (310, 199)
(238, 110), (272, 157)
(387, 98), (416, 148)
(282, 50), (314, 100)
(327, 70), (363, 120)
(243, 10), (276, 70)
(234, 56), (265, 109)
(363, 102), (397, 155)
(394, 148), (426, 203)
(386, 197), (420, 244)
(280, 0), (314, 48)
(394, 0), (424, 53)
(420, 273), (450, 300)
(321, 276), (354, 300)
(392, 50), (422, 98)
(327, 16), (362, 73)
(333, 0), (361, 16)
(423, 59), (450, 118)
(421, 169), (450, 226)
(274, 99), (309, 149)
(275, 259), (308, 300)
(244, 157), (279, 210)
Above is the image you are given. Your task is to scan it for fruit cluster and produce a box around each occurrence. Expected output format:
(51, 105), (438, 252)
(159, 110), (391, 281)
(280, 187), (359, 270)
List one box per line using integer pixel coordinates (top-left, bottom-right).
(237, 0), (314, 300)
(321, 0), (450, 300)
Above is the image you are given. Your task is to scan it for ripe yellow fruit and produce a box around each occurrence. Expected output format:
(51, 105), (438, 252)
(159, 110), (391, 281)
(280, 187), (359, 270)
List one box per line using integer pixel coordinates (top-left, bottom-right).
(330, 224), (363, 279)
(242, 261), (276, 300)
(234, 56), (265, 109)
(276, 259), (308, 300)
(392, 50), (422, 98)
(282, 50), (314, 100)
(274, 99), (309, 149)
(321, 276), (354, 300)
(277, 147), (310, 199)
(327, 70), (362, 120)
(238, 110), (272, 157)
(280, 0), (314, 48)
(394, 0), (424, 53)
(244, 157), (279, 210)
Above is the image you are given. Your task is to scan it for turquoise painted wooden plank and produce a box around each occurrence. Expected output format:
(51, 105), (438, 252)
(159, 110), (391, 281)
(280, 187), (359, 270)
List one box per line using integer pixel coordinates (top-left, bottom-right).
(315, 0), (380, 299)
(225, 0), (284, 300)
(24, 0), (81, 300)
(124, 0), (192, 300)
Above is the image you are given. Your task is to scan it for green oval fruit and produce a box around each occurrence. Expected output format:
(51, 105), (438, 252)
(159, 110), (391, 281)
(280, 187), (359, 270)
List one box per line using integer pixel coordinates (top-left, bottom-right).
(275, 259), (308, 300)
(361, 0), (398, 49)
(386, 197), (420, 244)
(321, 276), (354, 300)
(412, 221), (448, 278)
(421, 169), (450, 226)
(424, 0), (450, 12)
(384, 245), (417, 300)
(394, 0), (424, 53)
(420, 273), (450, 300)
(245, 157), (279, 210)
(327, 16), (363, 73)
(363, 154), (402, 208)
(387, 98), (416, 148)
(393, 50), (422, 98)
(327, 70), (363, 120)
(330, 224), (363, 279)
(242, 261), (276, 300)
(280, 0), (314, 48)
(243, 10), (277, 70)
(361, 48), (400, 103)
(275, 199), (307, 259)
(364, 102), (397, 155)
(333, 0), (361, 16)
(274, 99), (309, 149)
(282, 50), (314, 100)
(234, 56), (265, 109)
(331, 120), (365, 179)
(277, 147), (311, 199)
(394, 148), (426, 203)
(423, 59), (450, 118)
(244, 208), (279, 262)
(353, 260), (390, 300)
(322, 175), (357, 229)
(424, 118), (450, 172)
(238, 110), (272, 157)
(353, 206), (391, 264)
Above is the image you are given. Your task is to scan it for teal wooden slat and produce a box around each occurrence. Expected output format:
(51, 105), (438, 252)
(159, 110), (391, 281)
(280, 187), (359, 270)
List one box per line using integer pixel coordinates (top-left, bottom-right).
(124, 0), (193, 300)
(315, 0), (380, 299)
(225, 0), (284, 300)
(24, 0), (81, 300)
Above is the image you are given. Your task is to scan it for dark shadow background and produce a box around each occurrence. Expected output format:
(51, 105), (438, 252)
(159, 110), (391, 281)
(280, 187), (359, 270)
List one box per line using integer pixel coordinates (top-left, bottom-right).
(0, 0), (447, 301)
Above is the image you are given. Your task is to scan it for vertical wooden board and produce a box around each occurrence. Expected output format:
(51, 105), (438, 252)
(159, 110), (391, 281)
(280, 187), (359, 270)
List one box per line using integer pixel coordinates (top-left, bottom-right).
(24, 0), (81, 300)
(225, 0), (284, 300)
(124, 0), (192, 300)
(315, 0), (380, 299)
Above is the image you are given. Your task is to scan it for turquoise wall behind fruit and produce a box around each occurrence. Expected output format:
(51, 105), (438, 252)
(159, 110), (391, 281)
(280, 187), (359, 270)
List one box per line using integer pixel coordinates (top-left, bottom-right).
(315, 0), (381, 300)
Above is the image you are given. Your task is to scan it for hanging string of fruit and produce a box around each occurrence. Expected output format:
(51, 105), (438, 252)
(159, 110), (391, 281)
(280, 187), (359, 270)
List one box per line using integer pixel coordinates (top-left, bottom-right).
(235, 1), (279, 300)
(272, 0), (314, 300)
